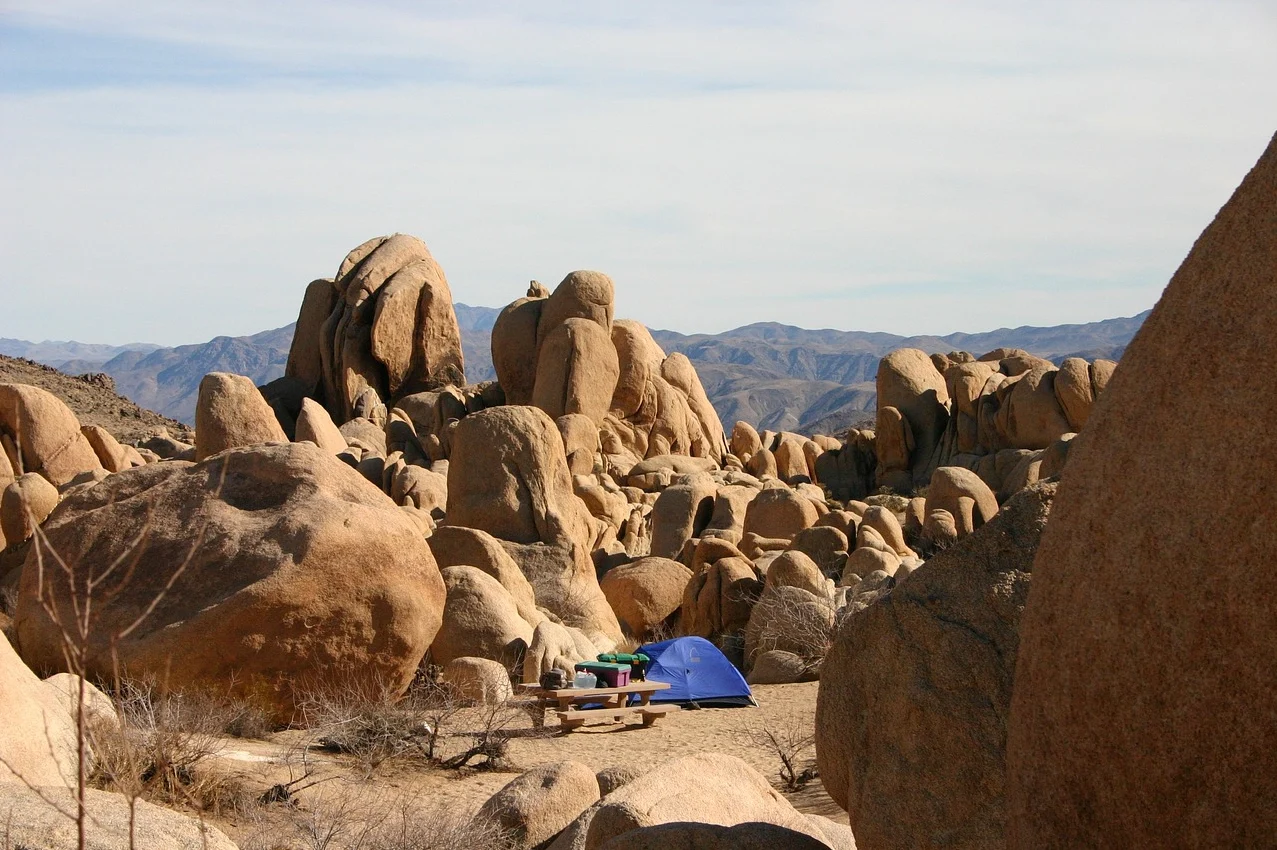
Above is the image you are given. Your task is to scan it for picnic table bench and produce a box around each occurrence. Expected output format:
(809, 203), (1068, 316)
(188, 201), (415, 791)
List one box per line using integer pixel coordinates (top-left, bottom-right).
(517, 680), (676, 730)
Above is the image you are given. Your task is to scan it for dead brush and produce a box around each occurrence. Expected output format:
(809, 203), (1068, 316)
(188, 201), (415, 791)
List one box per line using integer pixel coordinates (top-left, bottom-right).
(296, 677), (462, 777)
(747, 720), (818, 792)
(437, 697), (531, 772)
(747, 586), (835, 668)
(87, 681), (258, 819)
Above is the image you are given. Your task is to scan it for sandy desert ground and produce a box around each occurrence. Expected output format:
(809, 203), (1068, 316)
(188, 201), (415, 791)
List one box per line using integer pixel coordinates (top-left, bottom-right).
(197, 681), (841, 847)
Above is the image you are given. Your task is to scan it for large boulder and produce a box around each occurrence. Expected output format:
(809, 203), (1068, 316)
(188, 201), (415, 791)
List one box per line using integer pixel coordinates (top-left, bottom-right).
(476, 760), (601, 850)
(503, 541), (622, 647)
(742, 488), (818, 541)
(597, 316), (724, 465)
(448, 406), (621, 643)
(522, 619), (599, 684)
(432, 566), (533, 668)
(294, 397), (348, 454)
(997, 367), (1072, 450)
(428, 525), (544, 628)
(533, 318), (621, 426)
(680, 557), (761, 641)
(284, 278), (339, 397)
(539, 270), (614, 340)
(746, 649), (808, 686)
(788, 526), (850, 578)
(14, 442), (445, 720)
(600, 557), (691, 638)
(448, 406), (594, 550)
(1, 472), (60, 547)
(763, 550), (829, 598)
(439, 656), (514, 704)
(597, 822), (834, 850)
(1052, 357), (1094, 431)
(0, 632), (78, 787)
(194, 372), (288, 461)
(816, 484), (1054, 850)
(572, 753), (837, 849)
(648, 476), (718, 559)
(81, 424), (133, 473)
(772, 434), (811, 482)
(1006, 133), (1277, 847)
(925, 466), (998, 537)
(0, 384), (102, 486)
(492, 293), (547, 406)
(729, 421), (762, 460)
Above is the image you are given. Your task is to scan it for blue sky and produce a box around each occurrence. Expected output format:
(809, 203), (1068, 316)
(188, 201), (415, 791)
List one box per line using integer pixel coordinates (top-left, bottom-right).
(1, 1), (1275, 345)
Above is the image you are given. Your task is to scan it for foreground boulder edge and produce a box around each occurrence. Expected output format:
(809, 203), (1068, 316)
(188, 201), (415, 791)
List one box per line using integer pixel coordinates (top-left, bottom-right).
(816, 483), (1054, 850)
(14, 441), (445, 720)
(1006, 130), (1277, 845)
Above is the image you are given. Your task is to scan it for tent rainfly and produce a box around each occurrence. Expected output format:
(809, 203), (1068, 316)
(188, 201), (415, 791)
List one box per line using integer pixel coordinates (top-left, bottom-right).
(638, 636), (756, 707)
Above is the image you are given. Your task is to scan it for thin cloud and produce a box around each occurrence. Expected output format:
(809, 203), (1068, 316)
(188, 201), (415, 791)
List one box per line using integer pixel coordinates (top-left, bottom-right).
(0, 2), (1274, 344)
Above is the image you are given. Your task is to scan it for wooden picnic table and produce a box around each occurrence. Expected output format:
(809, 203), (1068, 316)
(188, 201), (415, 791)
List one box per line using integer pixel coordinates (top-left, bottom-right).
(517, 680), (677, 730)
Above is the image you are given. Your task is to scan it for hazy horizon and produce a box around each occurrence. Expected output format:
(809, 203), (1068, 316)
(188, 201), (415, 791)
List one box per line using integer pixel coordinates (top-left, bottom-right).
(0, 304), (1155, 352)
(2, 2), (1274, 345)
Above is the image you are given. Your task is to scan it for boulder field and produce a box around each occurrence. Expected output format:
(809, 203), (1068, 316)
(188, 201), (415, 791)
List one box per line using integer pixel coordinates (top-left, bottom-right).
(4, 137), (1274, 850)
(0, 230), (1114, 725)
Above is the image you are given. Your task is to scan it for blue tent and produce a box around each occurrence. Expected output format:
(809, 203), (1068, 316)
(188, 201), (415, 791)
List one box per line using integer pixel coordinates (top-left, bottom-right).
(638, 637), (756, 707)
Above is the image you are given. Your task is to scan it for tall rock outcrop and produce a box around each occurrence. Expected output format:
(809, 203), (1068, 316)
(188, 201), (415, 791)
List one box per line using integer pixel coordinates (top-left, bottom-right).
(491, 275), (726, 470)
(285, 234), (465, 422)
(875, 349), (949, 490)
(1006, 132), (1277, 847)
(447, 405), (622, 645)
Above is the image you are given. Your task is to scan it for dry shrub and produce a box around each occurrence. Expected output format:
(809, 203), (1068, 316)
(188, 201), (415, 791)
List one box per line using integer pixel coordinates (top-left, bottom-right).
(866, 491), (910, 511)
(747, 720), (818, 791)
(297, 681), (444, 777)
(437, 697), (530, 772)
(748, 587), (835, 666)
(295, 673), (479, 777)
(88, 681), (257, 819)
(296, 668), (543, 778)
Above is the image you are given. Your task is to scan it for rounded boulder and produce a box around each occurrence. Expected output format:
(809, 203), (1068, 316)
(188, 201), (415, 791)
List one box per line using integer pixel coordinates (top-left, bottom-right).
(13, 442), (445, 721)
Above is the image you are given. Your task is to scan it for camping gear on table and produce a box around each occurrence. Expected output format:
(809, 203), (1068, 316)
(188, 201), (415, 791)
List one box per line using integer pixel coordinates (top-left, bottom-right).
(572, 670), (598, 689)
(637, 636), (756, 707)
(597, 652), (651, 680)
(574, 660), (630, 688)
(540, 668), (570, 690)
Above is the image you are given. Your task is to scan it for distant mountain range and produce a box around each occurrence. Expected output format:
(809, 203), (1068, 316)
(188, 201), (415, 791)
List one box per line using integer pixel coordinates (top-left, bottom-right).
(2, 307), (1148, 434)
(649, 313), (1147, 433)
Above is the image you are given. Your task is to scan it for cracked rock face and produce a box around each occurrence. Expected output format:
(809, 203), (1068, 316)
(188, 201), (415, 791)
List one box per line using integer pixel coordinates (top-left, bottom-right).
(815, 482), (1055, 850)
(286, 234), (466, 423)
